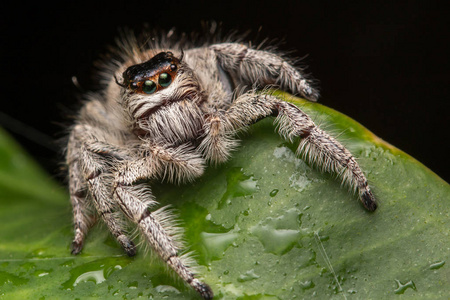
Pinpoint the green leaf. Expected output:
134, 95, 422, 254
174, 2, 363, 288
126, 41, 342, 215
0, 93, 448, 299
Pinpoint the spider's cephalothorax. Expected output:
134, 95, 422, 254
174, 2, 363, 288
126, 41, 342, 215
66, 30, 377, 299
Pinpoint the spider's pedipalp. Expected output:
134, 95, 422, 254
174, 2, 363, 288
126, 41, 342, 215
114, 142, 205, 184
198, 112, 239, 164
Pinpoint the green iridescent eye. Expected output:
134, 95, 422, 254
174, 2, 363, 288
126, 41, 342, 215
142, 80, 157, 94
158, 73, 172, 87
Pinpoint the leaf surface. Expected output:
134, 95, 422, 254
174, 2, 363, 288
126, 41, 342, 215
0, 94, 448, 299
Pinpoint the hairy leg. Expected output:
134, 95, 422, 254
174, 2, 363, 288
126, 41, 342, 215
68, 123, 211, 297
200, 93, 377, 211
67, 130, 97, 254
67, 125, 137, 256
81, 148, 137, 256
67, 159, 96, 254
113, 159, 213, 299
211, 43, 319, 101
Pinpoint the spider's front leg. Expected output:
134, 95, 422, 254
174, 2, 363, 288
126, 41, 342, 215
211, 43, 319, 101
200, 93, 377, 211
111, 145, 213, 299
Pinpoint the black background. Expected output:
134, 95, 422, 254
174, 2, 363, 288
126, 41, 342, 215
2, 1, 449, 183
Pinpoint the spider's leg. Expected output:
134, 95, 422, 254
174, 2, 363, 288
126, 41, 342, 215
199, 92, 276, 164
200, 93, 377, 211
67, 132, 97, 254
274, 100, 377, 211
68, 125, 137, 256
211, 43, 319, 101
112, 151, 212, 299
86, 171, 137, 257
67, 158, 96, 255
198, 110, 238, 164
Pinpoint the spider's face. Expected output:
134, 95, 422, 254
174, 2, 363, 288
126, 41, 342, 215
118, 51, 203, 121
122, 51, 179, 95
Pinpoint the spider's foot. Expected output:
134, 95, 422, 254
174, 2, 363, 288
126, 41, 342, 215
192, 279, 214, 300
71, 240, 83, 255
361, 190, 377, 212
118, 235, 137, 257
124, 241, 137, 257
300, 79, 319, 102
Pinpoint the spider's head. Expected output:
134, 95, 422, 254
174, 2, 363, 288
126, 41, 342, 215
115, 51, 203, 121
117, 51, 181, 94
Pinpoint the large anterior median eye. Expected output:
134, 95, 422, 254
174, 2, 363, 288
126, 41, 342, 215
143, 80, 157, 94
158, 73, 172, 87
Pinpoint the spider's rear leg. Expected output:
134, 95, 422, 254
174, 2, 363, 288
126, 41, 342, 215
201, 93, 377, 211
211, 43, 319, 101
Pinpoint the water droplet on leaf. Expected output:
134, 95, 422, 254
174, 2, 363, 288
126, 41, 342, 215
429, 261, 445, 270
218, 168, 258, 209
394, 279, 416, 294
269, 189, 279, 197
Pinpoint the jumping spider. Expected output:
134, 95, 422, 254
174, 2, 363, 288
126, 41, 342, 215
66, 30, 377, 299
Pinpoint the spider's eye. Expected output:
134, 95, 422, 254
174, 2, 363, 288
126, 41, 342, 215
158, 73, 172, 87
170, 64, 177, 71
130, 82, 138, 90
142, 80, 157, 94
